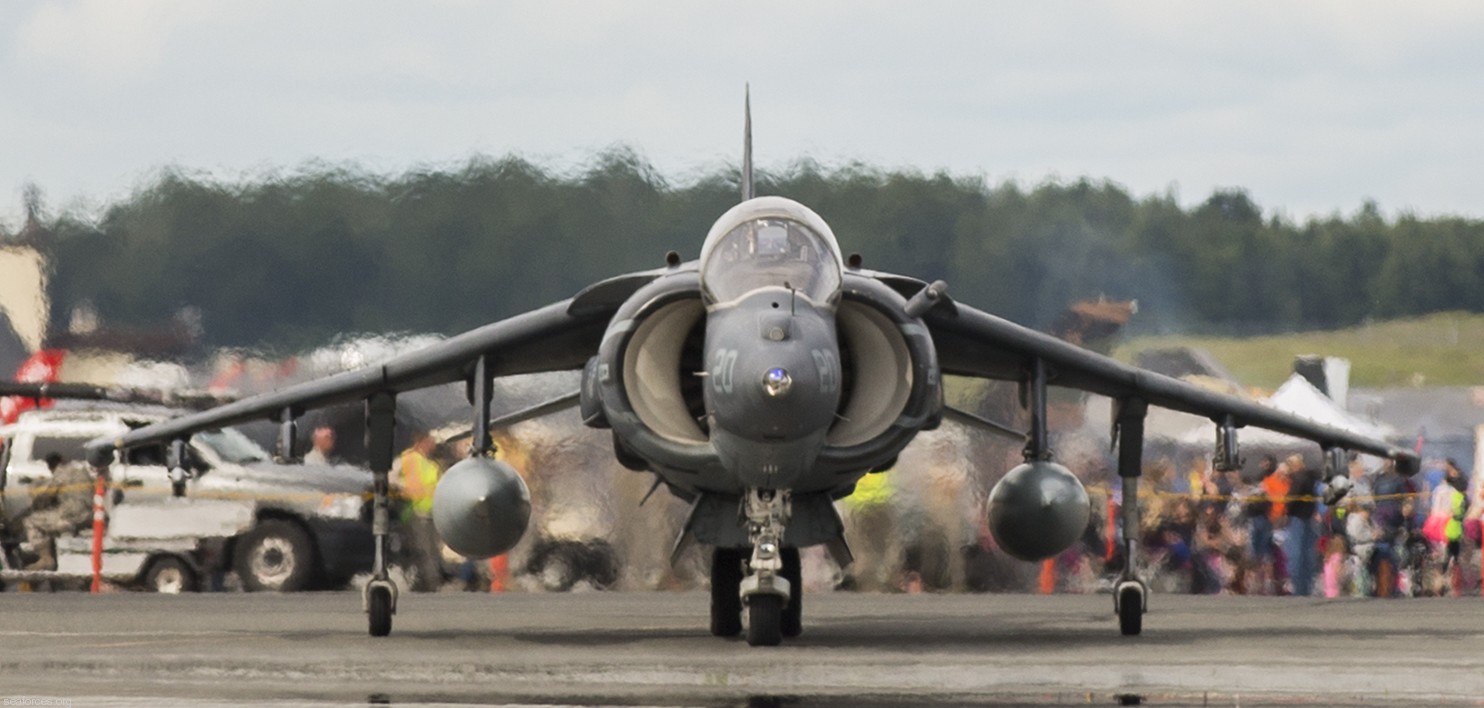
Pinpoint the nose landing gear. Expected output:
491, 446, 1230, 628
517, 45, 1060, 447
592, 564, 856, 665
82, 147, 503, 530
739, 488, 794, 646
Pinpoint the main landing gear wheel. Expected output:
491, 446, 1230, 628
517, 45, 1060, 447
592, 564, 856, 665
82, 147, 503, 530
746, 593, 784, 647
1117, 584, 1143, 636
710, 547, 744, 637
781, 547, 802, 638
368, 585, 393, 637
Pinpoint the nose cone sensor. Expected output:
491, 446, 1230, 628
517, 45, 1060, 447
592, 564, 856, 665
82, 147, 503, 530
763, 367, 792, 397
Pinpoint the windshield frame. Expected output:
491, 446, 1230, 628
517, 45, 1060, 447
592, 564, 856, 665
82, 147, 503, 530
698, 197, 845, 308
701, 217, 842, 305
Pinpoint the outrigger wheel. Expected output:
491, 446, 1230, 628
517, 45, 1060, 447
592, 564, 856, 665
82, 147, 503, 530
710, 547, 745, 637
367, 581, 396, 637
1115, 581, 1145, 636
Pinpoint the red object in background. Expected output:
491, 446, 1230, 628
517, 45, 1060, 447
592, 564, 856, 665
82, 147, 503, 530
1105, 498, 1117, 562
488, 554, 509, 593
208, 358, 245, 395
0, 349, 66, 424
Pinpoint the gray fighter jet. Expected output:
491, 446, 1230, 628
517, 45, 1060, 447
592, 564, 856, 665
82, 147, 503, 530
88, 92, 1419, 645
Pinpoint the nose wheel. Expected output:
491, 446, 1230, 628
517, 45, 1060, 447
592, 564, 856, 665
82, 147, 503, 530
746, 593, 784, 646
715, 544, 803, 643
738, 488, 795, 647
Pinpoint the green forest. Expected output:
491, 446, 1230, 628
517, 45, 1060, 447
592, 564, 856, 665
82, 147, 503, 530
12, 150, 1484, 353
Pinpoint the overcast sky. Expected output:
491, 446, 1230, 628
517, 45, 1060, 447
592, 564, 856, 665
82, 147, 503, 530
3, 0, 1483, 228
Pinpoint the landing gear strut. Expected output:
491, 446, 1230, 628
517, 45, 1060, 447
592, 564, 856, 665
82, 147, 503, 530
713, 543, 802, 640
740, 488, 793, 646
1113, 397, 1148, 637
363, 392, 399, 637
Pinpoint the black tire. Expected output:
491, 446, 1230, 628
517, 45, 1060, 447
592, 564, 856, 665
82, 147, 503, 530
781, 547, 802, 638
527, 541, 580, 592
142, 555, 198, 594
710, 547, 744, 637
368, 585, 392, 637
234, 519, 316, 592
746, 593, 784, 647
1118, 585, 1143, 636
584, 540, 621, 589
526, 540, 621, 592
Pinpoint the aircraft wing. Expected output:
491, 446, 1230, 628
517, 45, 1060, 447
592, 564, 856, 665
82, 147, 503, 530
920, 295, 1420, 470
86, 266, 672, 459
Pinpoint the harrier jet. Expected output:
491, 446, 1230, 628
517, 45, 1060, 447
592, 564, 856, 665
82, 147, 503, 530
89, 93, 1419, 646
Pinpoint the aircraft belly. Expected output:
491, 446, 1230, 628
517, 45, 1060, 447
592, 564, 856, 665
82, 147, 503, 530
686, 491, 844, 549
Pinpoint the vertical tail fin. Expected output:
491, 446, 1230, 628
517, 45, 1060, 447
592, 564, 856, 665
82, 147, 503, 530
741, 84, 754, 203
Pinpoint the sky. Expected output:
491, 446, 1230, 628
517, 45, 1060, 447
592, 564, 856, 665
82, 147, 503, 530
3, 0, 1483, 229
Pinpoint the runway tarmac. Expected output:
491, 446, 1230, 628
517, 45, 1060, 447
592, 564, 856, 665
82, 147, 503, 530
0, 591, 1480, 706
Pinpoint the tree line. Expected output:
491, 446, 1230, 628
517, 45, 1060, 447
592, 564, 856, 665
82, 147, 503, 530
14, 150, 1484, 353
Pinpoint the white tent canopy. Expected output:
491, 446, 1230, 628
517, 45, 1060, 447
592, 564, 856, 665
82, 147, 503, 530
1174, 373, 1394, 448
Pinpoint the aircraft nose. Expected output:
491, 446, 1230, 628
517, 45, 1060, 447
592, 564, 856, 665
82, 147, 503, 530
703, 290, 840, 444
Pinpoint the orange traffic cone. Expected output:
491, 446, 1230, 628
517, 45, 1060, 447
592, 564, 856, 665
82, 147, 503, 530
488, 554, 509, 593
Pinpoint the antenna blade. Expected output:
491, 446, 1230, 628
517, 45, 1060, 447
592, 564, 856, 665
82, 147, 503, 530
742, 84, 754, 202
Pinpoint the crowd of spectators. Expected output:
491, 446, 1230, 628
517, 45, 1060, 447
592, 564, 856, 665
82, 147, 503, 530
1092, 452, 1484, 598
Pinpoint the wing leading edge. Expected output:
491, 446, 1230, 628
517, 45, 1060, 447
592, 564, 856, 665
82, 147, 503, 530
921, 293, 1419, 470
85, 263, 693, 461
87, 296, 614, 461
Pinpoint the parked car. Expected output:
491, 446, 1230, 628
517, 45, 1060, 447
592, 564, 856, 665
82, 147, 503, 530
0, 404, 374, 592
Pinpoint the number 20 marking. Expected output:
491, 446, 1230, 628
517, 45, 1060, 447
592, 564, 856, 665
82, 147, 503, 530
711, 349, 738, 394
813, 349, 838, 394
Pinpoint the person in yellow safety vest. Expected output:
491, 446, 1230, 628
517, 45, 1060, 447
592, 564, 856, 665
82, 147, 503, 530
1440, 459, 1469, 594
839, 470, 896, 591
397, 430, 443, 591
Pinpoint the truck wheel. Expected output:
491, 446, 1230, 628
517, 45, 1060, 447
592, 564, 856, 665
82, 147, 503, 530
235, 519, 316, 592
143, 555, 198, 594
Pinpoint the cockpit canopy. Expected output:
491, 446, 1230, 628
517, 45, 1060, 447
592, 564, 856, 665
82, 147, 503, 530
698, 197, 844, 305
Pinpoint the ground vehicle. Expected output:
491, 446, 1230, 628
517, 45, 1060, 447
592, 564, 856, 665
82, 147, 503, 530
0, 404, 374, 591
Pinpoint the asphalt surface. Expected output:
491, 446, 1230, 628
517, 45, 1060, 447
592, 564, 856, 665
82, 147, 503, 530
0, 591, 1480, 707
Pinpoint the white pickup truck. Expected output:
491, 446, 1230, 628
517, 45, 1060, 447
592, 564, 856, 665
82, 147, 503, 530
0, 404, 375, 592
